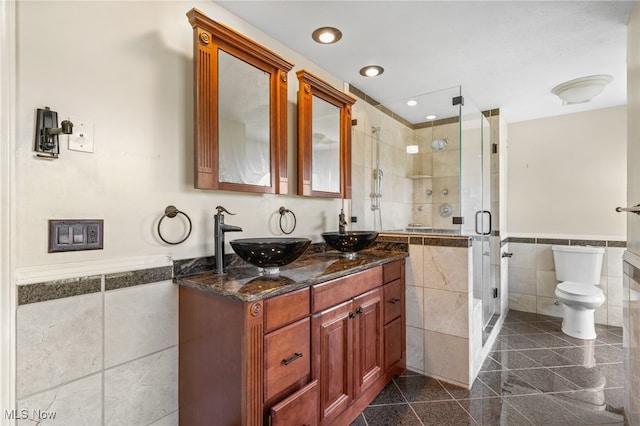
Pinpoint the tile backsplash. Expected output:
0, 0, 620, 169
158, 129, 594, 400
506, 237, 626, 326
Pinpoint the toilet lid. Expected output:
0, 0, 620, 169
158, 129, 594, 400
557, 281, 603, 297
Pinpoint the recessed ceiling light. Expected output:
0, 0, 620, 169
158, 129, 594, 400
312, 27, 342, 44
359, 65, 384, 77
426, 114, 437, 120
407, 100, 418, 106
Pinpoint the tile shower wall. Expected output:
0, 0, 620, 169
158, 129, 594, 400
413, 120, 461, 230
15, 265, 177, 425
507, 238, 626, 326
350, 88, 414, 231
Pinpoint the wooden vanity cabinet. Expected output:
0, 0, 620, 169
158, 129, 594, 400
178, 259, 405, 426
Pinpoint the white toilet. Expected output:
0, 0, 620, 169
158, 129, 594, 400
552, 245, 606, 340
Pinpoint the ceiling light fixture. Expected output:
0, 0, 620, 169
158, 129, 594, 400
359, 65, 384, 77
426, 114, 437, 120
407, 100, 418, 106
551, 74, 613, 105
312, 27, 342, 44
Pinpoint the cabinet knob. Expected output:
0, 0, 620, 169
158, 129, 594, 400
349, 312, 356, 319
355, 307, 363, 315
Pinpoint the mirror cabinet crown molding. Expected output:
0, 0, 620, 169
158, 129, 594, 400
187, 8, 294, 194
296, 70, 356, 198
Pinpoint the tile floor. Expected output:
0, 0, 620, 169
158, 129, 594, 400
351, 310, 626, 425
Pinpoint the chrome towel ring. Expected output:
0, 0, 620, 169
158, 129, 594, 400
157, 205, 192, 245
278, 206, 297, 235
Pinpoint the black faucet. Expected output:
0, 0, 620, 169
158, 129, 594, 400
214, 206, 243, 274
339, 208, 348, 234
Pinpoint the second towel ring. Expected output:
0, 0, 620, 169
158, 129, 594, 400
278, 206, 297, 235
157, 205, 192, 245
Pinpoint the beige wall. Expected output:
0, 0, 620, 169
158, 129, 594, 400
507, 106, 626, 239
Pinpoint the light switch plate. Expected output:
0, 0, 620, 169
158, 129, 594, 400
49, 219, 103, 252
68, 119, 94, 153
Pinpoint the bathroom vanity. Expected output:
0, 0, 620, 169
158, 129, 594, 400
176, 250, 406, 426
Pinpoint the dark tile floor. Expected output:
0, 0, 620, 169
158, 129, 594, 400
350, 310, 626, 425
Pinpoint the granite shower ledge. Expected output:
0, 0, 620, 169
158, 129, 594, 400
378, 232, 473, 248
174, 250, 408, 303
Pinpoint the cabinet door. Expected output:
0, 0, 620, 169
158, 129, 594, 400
312, 300, 353, 424
353, 287, 384, 397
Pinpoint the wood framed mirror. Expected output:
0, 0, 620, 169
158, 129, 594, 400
187, 8, 294, 194
297, 70, 356, 198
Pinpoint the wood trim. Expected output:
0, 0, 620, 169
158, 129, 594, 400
243, 302, 264, 426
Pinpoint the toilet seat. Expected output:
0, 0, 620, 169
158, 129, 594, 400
557, 281, 603, 297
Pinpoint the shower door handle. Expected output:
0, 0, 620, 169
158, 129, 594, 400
475, 210, 492, 236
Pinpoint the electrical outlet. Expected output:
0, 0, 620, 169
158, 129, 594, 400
68, 119, 94, 153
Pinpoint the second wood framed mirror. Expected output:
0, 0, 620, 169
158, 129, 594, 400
296, 70, 356, 198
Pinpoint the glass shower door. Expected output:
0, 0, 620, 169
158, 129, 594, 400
459, 98, 495, 329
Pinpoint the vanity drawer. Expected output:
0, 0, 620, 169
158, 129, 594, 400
264, 288, 310, 333
384, 279, 403, 324
270, 379, 318, 426
311, 266, 382, 313
384, 316, 403, 370
264, 317, 311, 402
383, 260, 402, 284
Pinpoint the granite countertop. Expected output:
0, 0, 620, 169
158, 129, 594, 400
174, 249, 407, 302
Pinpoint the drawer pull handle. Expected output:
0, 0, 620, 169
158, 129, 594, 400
281, 352, 303, 366
388, 298, 401, 304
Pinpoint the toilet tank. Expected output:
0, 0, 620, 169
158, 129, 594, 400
551, 245, 605, 284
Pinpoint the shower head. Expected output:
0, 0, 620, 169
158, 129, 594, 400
431, 138, 448, 151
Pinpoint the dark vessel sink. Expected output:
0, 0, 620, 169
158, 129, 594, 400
230, 237, 311, 274
321, 231, 379, 257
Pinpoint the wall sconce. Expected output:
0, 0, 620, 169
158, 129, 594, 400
34, 107, 74, 159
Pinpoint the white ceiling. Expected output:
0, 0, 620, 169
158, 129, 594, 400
217, 0, 634, 123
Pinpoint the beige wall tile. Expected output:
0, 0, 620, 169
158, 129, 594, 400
104, 281, 178, 368
406, 326, 425, 374
17, 294, 102, 398
104, 347, 178, 426
424, 330, 469, 386
424, 289, 469, 338
406, 286, 424, 328
508, 268, 537, 295
508, 293, 536, 313
17, 373, 102, 426
423, 246, 470, 292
